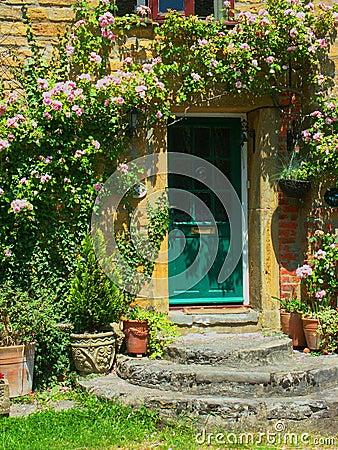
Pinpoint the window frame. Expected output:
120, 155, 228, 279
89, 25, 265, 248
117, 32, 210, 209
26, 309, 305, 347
148, 0, 234, 22
149, 0, 195, 21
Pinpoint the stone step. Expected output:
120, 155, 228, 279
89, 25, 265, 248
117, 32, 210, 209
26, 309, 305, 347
116, 354, 338, 397
169, 309, 260, 334
163, 332, 293, 366
78, 373, 338, 429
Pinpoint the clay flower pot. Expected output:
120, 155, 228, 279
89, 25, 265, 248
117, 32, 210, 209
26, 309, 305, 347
123, 320, 149, 356
280, 309, 290, 336
0, 343, 35, 398
302, 317, 322, 351
289, 312, 307, 348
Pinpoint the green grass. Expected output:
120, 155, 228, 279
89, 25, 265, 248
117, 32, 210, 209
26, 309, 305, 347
1, 389, 337, 450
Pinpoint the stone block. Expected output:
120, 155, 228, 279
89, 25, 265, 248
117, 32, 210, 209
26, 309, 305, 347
0, 5, 22, 20
27, 6, 75, 22
0, 21, 27, 36
0, 379, 10, 416
31, 22, 66, 37
0, 36, 27, 47
38, 0, 77, 6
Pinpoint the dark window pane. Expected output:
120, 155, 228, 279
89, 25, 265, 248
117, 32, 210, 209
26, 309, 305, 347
194, 127, 211, 158
168, 126, 191, 153
195, 0, 214, 17
215, 128, 231, 157
116, 0, 136, 15
159, 0, 184, 12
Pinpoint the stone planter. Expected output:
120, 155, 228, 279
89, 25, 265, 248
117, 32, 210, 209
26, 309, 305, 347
70, 331, 116, 375
123, 320, 149, 356
302, 317, 322, 351
0, 378, 10, 416
278, 179, 311, 198
0, 343, 35, 398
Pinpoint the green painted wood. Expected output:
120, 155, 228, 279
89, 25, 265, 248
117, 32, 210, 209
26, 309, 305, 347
168, 117, 243, 305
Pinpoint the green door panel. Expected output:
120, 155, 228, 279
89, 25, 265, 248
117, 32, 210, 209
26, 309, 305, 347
168, 118, 244, 305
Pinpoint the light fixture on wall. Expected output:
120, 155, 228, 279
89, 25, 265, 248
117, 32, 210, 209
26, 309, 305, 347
241, 119, 256, 152
127, 106, 139, 137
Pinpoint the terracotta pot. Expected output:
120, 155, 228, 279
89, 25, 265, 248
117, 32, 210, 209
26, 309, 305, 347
289, 312, 307, 348
302, 317, 322, 351
0, 343, 35, 398
70, 331, 116, 375
280, 309, 290, 336
123, 320, 149, 356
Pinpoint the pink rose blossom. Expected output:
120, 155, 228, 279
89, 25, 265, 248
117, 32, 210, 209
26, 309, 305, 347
198, 39, 208, 47
0, 139, 9, 151
43, 112, 52, 120
266, 56, 275, 64
296, 264, 313, 278
0, 188, 4, 195
124, 57, 133, 65
117, 163, 129, 175
75, 20, 86, 28
314, 249, 326, 259
98, 12, 115, 28
315, 290, 326, 299
74, 149, 85, 158
37, 78, 49, 90
94, 183, 102, 191
92, 140, 100, 149
89, 52, 102, 64
66, 45, 74, 56
79, 73, 91, 82
156, 111, 163, 119
40, 174, 52, 183
191, 72, 201, 81
19, 177, 28, 185
5, 249, 11, 258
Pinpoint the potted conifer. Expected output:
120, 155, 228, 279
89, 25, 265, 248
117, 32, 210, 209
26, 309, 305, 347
69, 232, 127, 375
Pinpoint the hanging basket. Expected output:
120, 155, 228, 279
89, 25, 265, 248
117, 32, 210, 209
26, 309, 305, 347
278, 179, 311, 198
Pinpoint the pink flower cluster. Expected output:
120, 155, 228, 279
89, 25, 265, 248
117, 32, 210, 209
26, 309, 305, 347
11, 199, 33, 213
296, 264, 313, 278
7, 114, 26, 128
117, 163, 129, 175
0, 139, 9, 151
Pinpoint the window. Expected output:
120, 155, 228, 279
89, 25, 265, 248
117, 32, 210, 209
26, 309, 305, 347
115, 0, 234, 21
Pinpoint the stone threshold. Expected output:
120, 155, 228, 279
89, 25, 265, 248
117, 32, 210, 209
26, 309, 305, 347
169, 308, 259, 333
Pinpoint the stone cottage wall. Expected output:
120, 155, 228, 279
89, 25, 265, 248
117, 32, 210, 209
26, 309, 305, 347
0, 0, 337, 323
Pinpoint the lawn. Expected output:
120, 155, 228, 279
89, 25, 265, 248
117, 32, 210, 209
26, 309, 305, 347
0, 389, 336, 450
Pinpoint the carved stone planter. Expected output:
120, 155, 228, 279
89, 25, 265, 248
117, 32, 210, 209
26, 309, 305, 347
70, 331, 116, 375
0, 378, 10, 416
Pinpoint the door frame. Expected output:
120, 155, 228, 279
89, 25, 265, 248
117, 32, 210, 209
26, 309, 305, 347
169, 112, 249, 306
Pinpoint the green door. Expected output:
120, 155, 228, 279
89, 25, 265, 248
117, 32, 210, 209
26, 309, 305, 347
168, 117, 244, 305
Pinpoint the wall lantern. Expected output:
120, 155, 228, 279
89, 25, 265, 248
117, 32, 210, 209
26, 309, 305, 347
128, 106, 139, 137
324, 188, 338, 208
241, 119, 256, 152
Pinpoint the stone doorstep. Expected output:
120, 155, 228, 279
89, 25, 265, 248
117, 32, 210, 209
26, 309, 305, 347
163, 332, 293, 365
78, 373, 338, 424
169, 309, 259, 328
116, 354, 338, 397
